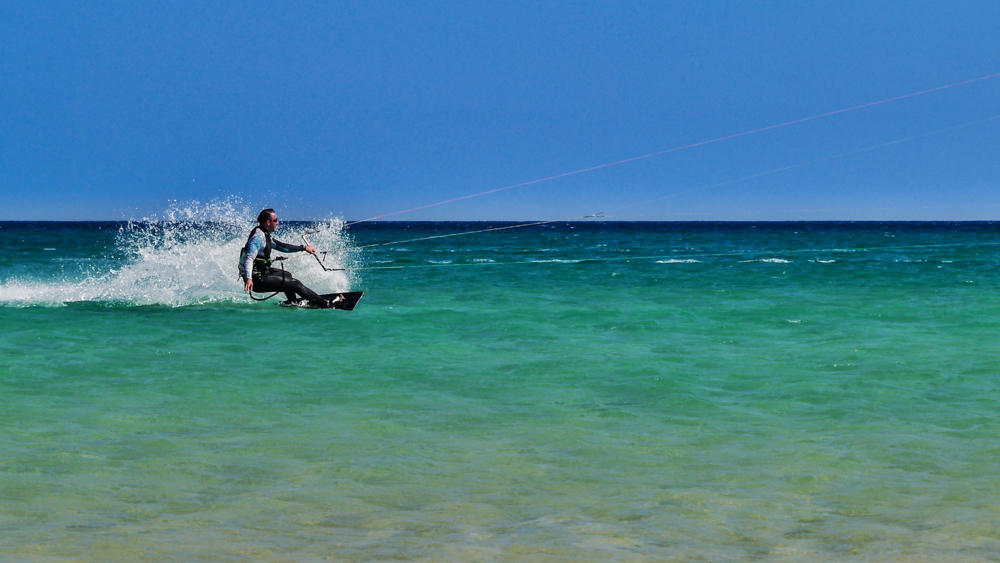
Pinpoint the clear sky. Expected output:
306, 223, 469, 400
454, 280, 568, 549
2, 1, 999, 221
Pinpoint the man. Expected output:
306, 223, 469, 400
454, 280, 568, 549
239, 208, 331, 307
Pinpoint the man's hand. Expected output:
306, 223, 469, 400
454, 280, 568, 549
244, 278, 253, 293
306, 244, 317, 255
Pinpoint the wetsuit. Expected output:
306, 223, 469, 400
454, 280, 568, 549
239, 227, 322, 302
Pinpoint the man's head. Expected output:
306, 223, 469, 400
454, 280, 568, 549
257, 208, 278, 233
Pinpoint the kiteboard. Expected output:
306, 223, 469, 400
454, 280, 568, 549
280, 291, 364, 311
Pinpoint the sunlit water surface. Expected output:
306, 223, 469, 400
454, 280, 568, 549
2, 214, 999, 562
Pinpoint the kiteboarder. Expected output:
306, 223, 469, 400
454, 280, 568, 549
239, 208, 331, 307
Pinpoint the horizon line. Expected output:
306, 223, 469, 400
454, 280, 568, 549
3, 218, 1000, 224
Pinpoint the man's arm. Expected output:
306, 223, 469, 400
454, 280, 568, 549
273, 237, 316, 255
243, 234, 265, 292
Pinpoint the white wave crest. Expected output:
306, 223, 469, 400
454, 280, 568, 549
742, 258, 791, 264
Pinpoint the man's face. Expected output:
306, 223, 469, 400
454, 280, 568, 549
264, 213, 279, 233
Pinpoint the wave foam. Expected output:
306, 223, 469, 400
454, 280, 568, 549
741, 258, 791, 264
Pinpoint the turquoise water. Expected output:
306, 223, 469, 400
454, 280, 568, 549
2, 213, 1000, 561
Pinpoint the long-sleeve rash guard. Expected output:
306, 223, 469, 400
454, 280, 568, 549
239, 230, 306, 281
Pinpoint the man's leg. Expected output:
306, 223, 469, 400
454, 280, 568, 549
267, 271, 321, 301
253, 271, 297, 301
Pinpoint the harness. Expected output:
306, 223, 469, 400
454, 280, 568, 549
242, 227, 275, 277
241, 226, 286, 301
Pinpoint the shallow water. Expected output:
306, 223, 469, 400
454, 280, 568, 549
2, 218, 1000, 561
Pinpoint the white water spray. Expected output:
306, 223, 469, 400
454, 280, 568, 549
0, 199, 360, 307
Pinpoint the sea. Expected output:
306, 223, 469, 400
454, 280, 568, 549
2, 205, 999, 562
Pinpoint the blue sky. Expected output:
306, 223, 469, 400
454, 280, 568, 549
2, 1, 999, 221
